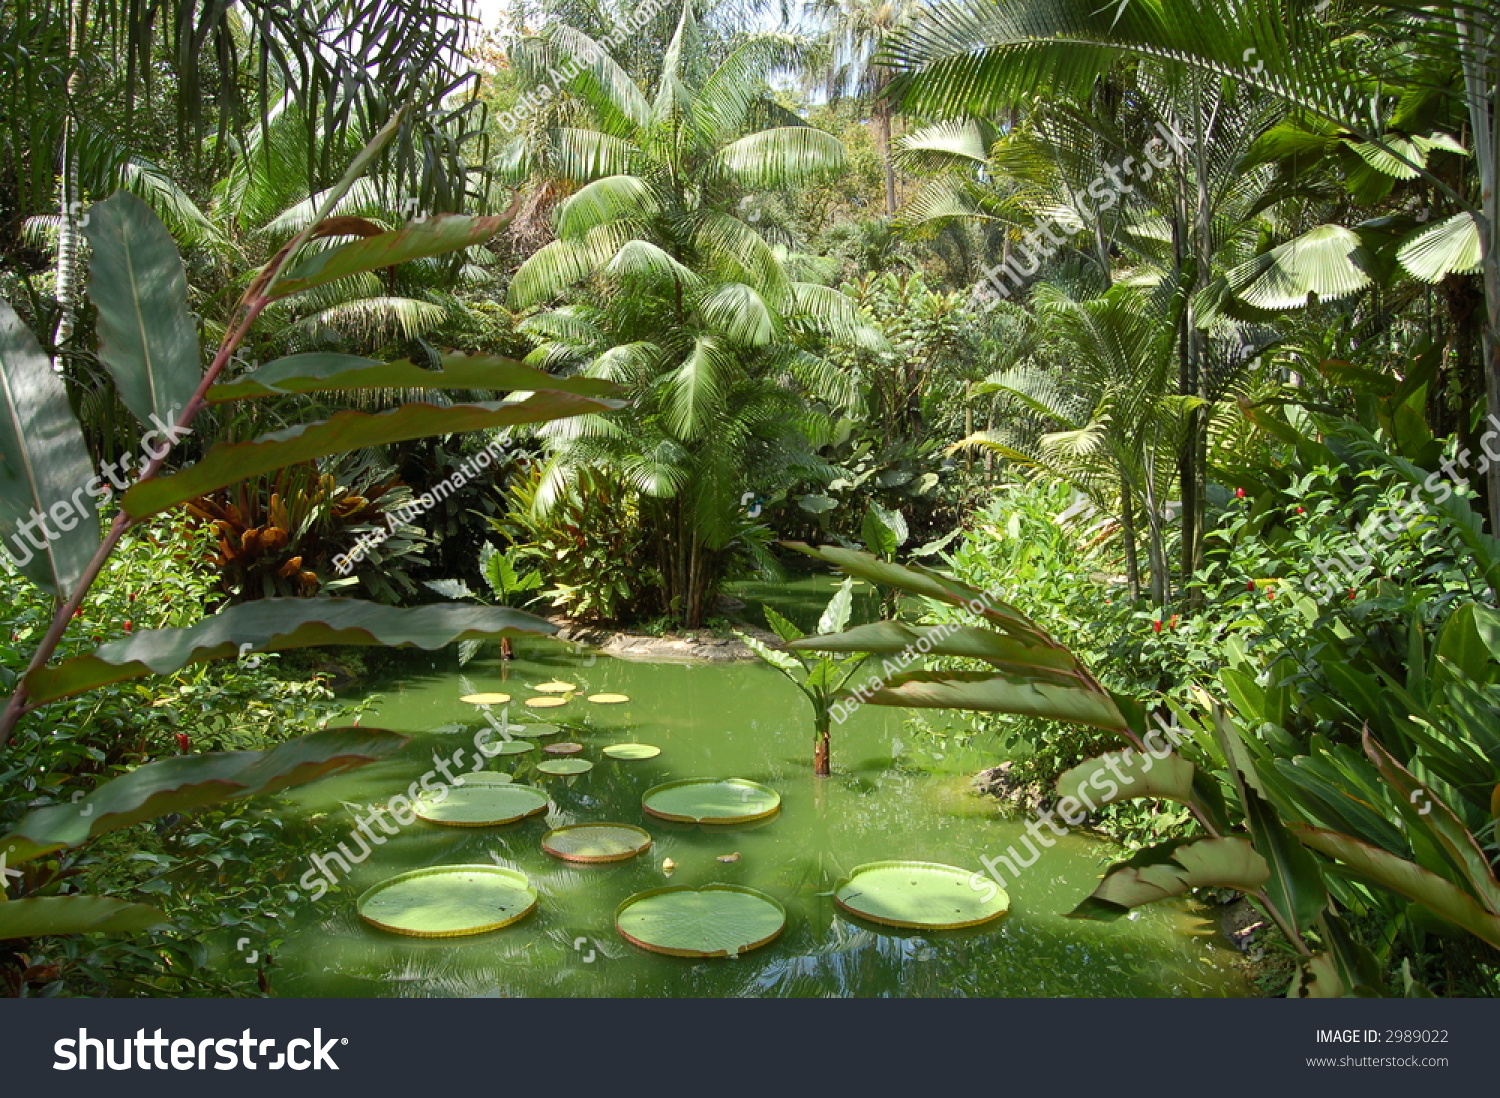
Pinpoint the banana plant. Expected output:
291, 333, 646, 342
478, 542, 544, 660
0, 113, 623, 748
737, 576, 872, 777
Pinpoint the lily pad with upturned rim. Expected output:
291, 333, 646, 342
413, 783, 549, 827
462, 771, 513, 785
541, 822, 652, 864
543, 741, 584, 755
615, 884, 785, 957
460, 692, 512, 705
486, 740, 536, 757
603, 743, 661, 760
525, 697, 568, 708
642, 778, 780, 824
588, 693, 630, 704
533, 681, 577, 693
833, 860, 1009, 930
357, 865, 537, 938
536, 758, 593, 776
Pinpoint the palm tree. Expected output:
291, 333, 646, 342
501, 0, 883, 625
958, 282, 1184, 604
885, 0, 1500, 529
804, 0, 920, 217
894, 66, 1285, 591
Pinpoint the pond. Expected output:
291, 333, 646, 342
268, 577, 1252, 997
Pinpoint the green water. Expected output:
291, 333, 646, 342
271, 578, 1251, 998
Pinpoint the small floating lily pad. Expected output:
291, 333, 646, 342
588, 693, 630, 704
641, 778, 780, 824
542, 822, 652, 864
462, 771, 513, 785
414, 783, 549, 827
525, 696, 568, 708
833, 860, 1009, 929
357, 865, 537, 938
603, 742, 661, 760
543, 741, 584, 755
536, 758, 593, 776
615, 884, 785, 957
487, 740, 536, 757
533, 681, 577, 693
508, 723, 560, 738
460, 693, 512, 705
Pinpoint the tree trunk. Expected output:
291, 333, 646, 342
875, 98, 897, 218
1120, 479, 1141, 601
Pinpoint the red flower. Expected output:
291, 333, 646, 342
174, 733, 191, 753
128, 592, 136, 603
72, 609, 83, 620
1348, 588, 1357, 600
1152, 619, 1163, 633
1246, 580, 1256, 591
123, 621, 134, 633
1266, 588, 1276, 600
1235, 488, 1246, 498
1296, 507, 1305, 514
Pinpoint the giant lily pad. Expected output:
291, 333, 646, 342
487, 740, 536, 757
615, 884, 785, 957
588, 693, 630, 704
462, 771, 513, 785
461, 693, 512, 705
543, 742, 584, 756
834, 861, 1009, 929
525, 697, 567, 709
357, 865, 537, 938
533, 681, 577, 693
642, 778, 780, 824
603, 743, 661, 760
414, 783, 549, 826
537, 758, 593, 776
542, 822, 652, 864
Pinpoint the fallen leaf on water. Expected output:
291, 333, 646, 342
661, 857, 677, 876
716, 852, 741, 863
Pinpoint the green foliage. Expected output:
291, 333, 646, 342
492, 464, 651, 623
738, 577, 870, 774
